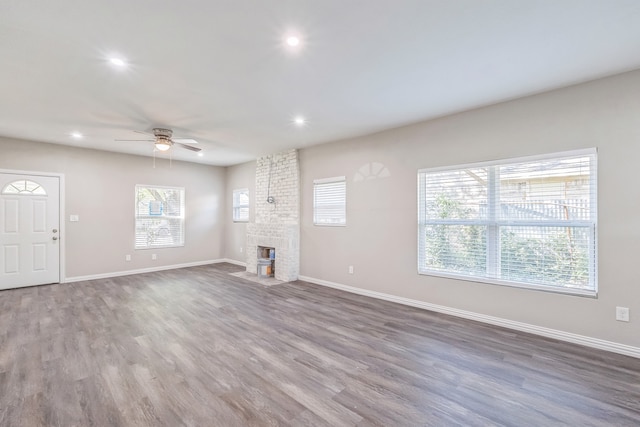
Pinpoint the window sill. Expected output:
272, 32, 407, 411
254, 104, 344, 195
135, 244, 185, 250
418, 269, 597, 298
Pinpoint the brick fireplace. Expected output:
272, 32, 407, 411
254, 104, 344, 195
246, 149, 300, 282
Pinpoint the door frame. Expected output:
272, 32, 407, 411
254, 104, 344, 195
0, 168, 66, 284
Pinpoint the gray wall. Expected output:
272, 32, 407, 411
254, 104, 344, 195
294, 69, 640, 348
224, 160, 255, 263
3, 69, 640, 349
0, 138, 226, 278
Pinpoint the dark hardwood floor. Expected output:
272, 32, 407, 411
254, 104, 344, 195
1, 263, 639, 426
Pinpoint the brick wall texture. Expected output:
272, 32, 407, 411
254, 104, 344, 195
246, 149, 300, 281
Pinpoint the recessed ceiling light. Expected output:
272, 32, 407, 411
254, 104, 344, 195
71, 132, 83, 139
197, 152, 204, 157
286, 36, 300, 47
294, 116, 306, 126
284, 33, 303, 50
109, 57, 127, 67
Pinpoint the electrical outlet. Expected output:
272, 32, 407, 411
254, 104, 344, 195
240, 247, 243, 253
125, 254, 131, 262
616, 306, 630, 322
348, 265, 354, 274
152, 254, 157, 260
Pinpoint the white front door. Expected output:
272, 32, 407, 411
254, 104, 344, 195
0, 173, 60, 290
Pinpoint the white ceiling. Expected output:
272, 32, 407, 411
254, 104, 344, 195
2, 1, 640, 166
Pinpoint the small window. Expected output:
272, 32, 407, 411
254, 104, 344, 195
417, 149, 597, 296
2, 179, 47, 195
313, 176, 346, 226
233, 188, 250, 222
135, 185, 185, 249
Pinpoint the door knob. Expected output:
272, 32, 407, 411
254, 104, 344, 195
52, 229, 58, 233
52, 236, 58, 241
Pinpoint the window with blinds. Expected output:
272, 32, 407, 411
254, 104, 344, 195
233, 188, 250, 222
313, 176, 346, 226
417, 149, 597, 296
135, 185, 185, 249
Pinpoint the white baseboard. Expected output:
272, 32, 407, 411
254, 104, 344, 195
222, 258, 247, 267
65, 259, 225, 283
298, 275, 640, 359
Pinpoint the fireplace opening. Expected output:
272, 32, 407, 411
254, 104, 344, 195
246, 223, 299, 282
257, 246, 275, 277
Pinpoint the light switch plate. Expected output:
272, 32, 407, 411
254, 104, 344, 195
616, 306, 630, 322
69, 214, 79, 222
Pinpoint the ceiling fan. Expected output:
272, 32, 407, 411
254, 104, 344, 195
116, 128, 201, 152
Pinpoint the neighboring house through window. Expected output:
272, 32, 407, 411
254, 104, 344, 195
135, 185, 185, 249
417, 149, 597, 296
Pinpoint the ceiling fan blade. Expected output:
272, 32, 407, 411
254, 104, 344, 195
177, 143, 202, 152
173, 138, 198, 144
134, 130, 154, 136
115, 139, 155, 142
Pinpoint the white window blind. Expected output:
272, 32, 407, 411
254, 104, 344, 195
314, 176, 346, 226
135, 185, 185, 249
233, 188, 249, 222
417, 149, 597, 296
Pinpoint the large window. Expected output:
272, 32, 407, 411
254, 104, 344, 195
417, 149, 597, 296
135, 185, 185, 249
313, 176, 346, 226
232, 188, 249, 222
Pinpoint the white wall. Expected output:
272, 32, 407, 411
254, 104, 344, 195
296, 70, 640, 348
0, 137, 226, 278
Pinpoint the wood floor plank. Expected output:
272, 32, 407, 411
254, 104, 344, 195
1, 263, 639, 426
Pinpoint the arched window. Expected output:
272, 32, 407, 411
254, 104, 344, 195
1, 180, 47, 195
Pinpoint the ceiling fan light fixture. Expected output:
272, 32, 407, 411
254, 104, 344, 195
116, 128, 200, 154
155, 141, 171, 151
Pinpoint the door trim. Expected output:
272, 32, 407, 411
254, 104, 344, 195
0, 168, 66, 284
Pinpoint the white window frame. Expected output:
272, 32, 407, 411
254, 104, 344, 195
417, 148, 597, 297
135, 185, 185, 250
313, 176, 346, 226
232, 188, 250, 222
